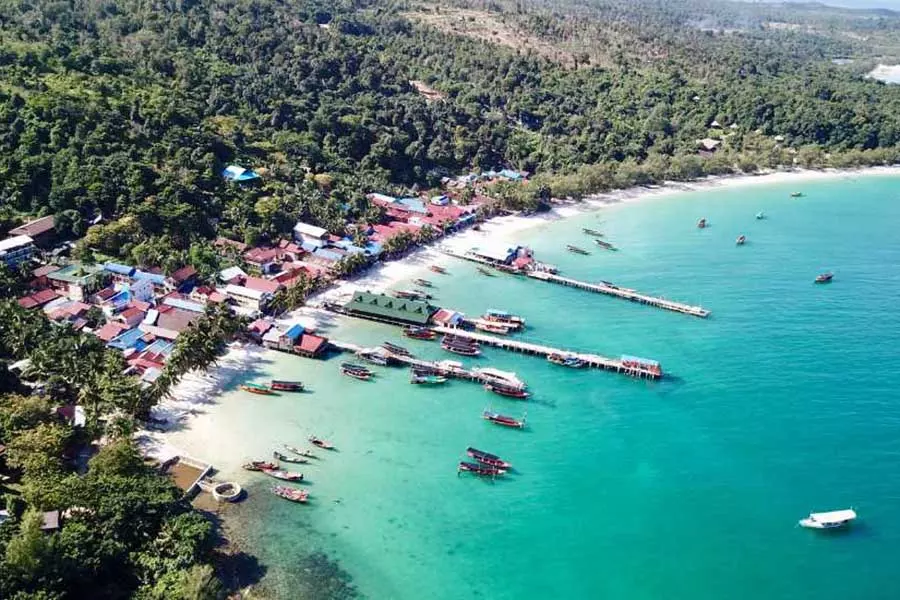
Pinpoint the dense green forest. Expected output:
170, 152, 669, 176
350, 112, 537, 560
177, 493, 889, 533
1, 0, 900, 265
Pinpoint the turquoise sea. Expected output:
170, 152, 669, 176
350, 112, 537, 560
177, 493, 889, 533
178, 173, 900, 599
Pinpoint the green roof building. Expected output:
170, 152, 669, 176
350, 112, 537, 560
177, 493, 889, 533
47, 263, 106, 302
344, 291, 436, 325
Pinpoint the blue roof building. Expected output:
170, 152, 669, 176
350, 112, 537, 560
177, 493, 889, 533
133, 270, 166, 286
284, 324, 304, 341
108, 328, 149, 352
104, 262, 136, 277
222, 165, 261, 182
313, 248, 344, 262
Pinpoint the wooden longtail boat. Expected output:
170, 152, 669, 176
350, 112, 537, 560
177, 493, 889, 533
242, 460, 278, 471
413, 278, 433, 287
261, 469, 304, 482
393, 289, 432, 300
566, 244, 590, 255
284, 444, 316, 459
270, 380, 303, 392
582, 228, 604, 237
429, 265, 447, 274
273, 451, 308, 464
593, 238, 617, 251
309, 436, 335, 450
382, 342, 412, 357
357, 350, 389, 366
482, 410, 526, 428
458, 461, 506, 477
241, 383, 274, 395
403, 326, 436, 340
484, 383, 530, 399
441, 342, 481, 357
342, 364, 373, 380
272, 485, 309, 503
411, 373, 448, 385
466, 447, 512, 469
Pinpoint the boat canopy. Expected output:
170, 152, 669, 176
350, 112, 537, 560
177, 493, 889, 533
621, 355, 659, 368
486, 309, 510, 317
809, 509, 856, 523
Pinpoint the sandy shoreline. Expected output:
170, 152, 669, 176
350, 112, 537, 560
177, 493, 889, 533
142, 164, 900, 462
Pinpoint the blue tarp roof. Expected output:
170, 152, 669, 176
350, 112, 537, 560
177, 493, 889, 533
163, 297, 205, 313
300, 240, 323, 252
104, 262, 135, 276
222, 165, 260, 182
108, 328, 147, 350
145, 339, 174, 356
133, 270, 166, 285
284, 324, 304, 340
108, 290, 131, 306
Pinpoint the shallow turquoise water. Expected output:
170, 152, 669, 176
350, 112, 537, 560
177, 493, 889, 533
211, 174, 900, 599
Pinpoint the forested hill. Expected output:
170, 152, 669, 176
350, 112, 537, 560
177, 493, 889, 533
2, 0, 900, 260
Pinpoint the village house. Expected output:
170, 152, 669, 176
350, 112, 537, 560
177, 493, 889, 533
0, 235, 35, 268
31, 264, 60, 289
219, 266, 247, 284
243, 246, 284, 274
243, 276, 284, 296
9, 215, 56, 248
224, 284, 271, 314
46, 263, 106, 302
165, 266, 197, 292
292, 221, 330, 248
17, 289, 59, 310
214, 237, 248, 255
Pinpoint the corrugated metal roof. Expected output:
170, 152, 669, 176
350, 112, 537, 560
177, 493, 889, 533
133, 270, 166, 285
163, 297, 206, 313
103, 262, 135, 276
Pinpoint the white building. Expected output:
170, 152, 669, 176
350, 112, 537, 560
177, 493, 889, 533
224, 284, 270, 314
293, 221, 329, 246
0, 235, 35, 267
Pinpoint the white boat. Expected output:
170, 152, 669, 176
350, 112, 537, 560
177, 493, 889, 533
799, 509, 857, 529
472, 367, 526, 390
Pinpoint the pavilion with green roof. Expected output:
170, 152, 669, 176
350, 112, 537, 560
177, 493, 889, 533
344, 291, 437, 325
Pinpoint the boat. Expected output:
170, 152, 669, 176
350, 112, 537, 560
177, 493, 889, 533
442, 334, 479, 347
736, 235, 746, 246
484, 383, 530, 399
309, 436, 335, 450
272, 485, 309, 503
283, 444, 316, 459
582, 228, 604, 237
242, 460, 278, 471
477, 266, 495, 276
474, 321, 512, 335
815, 272, 834, 284
261, 469, 303, 482
473, 367, 526, 390
413, 278, 433, 287
566, 244, 591, 255
402, 326, 436, 340
799, 509, 856, 529
593, 239, 617, 250
429, 265, 447, 274
240, 383, 274, 395
441, 341, 481, 357
357, 349, 389, 366
755, 212, 766, 220
341, 363, 373, 380
483, 309, 525, 328
393, 289, 432, 300
270, 380, 303, 392
697, 218, 707, 229
436, 360, 464, 371
547, 353, 586, 368
457, 461, 506, 478
410, 373, 448, 385
466, 447, 512, 469
382, 342, 413, 357
482, 410, 526, 428
790, 192, 804, 198
273, 451, 308, 464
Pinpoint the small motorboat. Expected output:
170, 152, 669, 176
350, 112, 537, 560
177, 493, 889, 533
393, 289, 432, 301
382, 342, 413, 357
272, 485, 309, 503
309, 436, 335, 450
482, 410, 526, 428
458, 461, 506, 478
790, 192, 804, 198
697, 218, 707, 229
357, 349, 389, 366
484, 383, 530, 399
474, 321, 512, 335
815, 272, 834, 284
341, 363, 373, 380
466, 447, 512, 469
755, 212, 766, 220
483, 309, 525, 328
410, 372, 448, 385
799, 509, 856, 529
261, 469, 303, 482
566, 244, 591, 255
476, 266, 495, 276
593, 238, 617, 251
413, 278, 433, 288
547, 353, 586, 368
273, 451, 308, 464
403, 326, 436, 340
241, 383, 274, 395
242, 460, 278, 472
284, 444, 316, 459
270, 380, 303, 392
736, 235, 746, 246
582, 228, 604, 237
429, 265, 447, 274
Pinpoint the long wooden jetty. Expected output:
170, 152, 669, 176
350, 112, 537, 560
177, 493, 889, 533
430, 327, 662, 379
525, 271, 710, 318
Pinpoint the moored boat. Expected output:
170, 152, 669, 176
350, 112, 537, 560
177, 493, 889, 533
442, 334, 479, 347
402, 326, 436, 340
429, 265, 447, 274
393, 289, 432, 300
466, 447, 512, 469
582, 228, 604, 237
357, 349, 389, 366
272, 485, 309, 503
755, 211, 766, 220
458, 461, 506, 477
261, 469, 304, 482
736, 235, 746, 245
473, 367, 526, 390
566, 244, 591, 255
270, 380, 303, 392
474, 321, 512, 335
799, 509, 856, 529
309, 436, 335, 450
382, 341, 413, 356
483, 309, 525, 328
410, 373, 448, 385
482, 410, 526, 428
476, 266, 495, 276
484, 383, 530, 399
441, 341, 481, 357
273, 451, 308, 464
547, 353, 586, 368
341, 362, 374, 380
815, 272, 834, 284
790, 192, 804, 198
284, 444, 316, 459
242, 460, 278, 471
593, 238, 617, 250
697, 218, 707, 229
241, 383, 274, 395
413, 278, 433, 287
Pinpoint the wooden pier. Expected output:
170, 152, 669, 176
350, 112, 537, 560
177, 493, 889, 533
430, 327, 662, 379
525, 271, 710, 318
